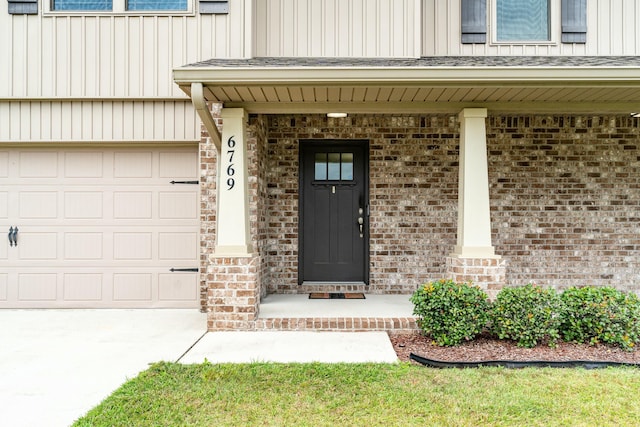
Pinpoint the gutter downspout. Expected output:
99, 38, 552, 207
191, 82, 222, 151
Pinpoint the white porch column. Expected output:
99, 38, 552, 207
452, 108, 498, 259
215, 108, 253, 256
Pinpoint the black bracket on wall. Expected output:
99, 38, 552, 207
170, 268, 199, 272
170, 180, 199, 185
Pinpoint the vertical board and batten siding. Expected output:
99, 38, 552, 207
254, 0, 420, 57
0, 101, 199, 143
422, 0, 640, 56
0, 6, 247, 99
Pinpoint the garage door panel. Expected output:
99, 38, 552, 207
159, 192, 197, 219
113, 274, 152, 301
159, 151, 198, 178
65, 192, 103, 219
114, 152, 152, 178
64, 233, 103, 260
0, 151, 8, 176
114, 232, 152, 260
18, 274, 57, 300
0, 192, 7, 218
159, 232, 197, 259
18, 233, 57, 259
64, 152, 104, 178
19, 152, 58, 177
63, 274, 103, 301
0, 274, 7, 300
19, 192, 58, 218
159, 273, 197, 301
114, 192, 152, 219
3, 147, 199, 308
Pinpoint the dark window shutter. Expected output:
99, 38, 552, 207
8, 0, 38, 14
199, 0, 228, 14
461, 0, 487, 44
561, 0, 587, 43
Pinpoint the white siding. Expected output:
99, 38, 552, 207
0, 101, 199, 143
422, 0, 640, 56
254, 0, 421, 57
0, 2, 249, 98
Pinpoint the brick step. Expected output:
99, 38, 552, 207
254, 317, 418, 332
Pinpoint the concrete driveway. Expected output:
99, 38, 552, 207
0, 309, 398, 427
0, 309, 206, 427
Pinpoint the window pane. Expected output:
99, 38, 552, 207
497, 0, 549, 41
327, 153, 340, 180
128, 0, 187, 10
341, 153, 353, 180
314, 153, 327, 180
53, 0, 112, 10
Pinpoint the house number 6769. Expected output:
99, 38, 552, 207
226, 136, 236, 190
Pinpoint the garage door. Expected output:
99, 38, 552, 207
0, 147, 200, 308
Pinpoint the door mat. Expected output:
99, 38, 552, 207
308, 292, 366, 300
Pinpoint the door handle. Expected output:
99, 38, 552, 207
358, 216, 364, 238
8, 226, 18, 247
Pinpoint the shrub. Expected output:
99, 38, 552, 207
559, 286, 640, 351
410, 279, 490, 346
489, 284, 562, 348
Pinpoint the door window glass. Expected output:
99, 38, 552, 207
314, 153, 327, 180
314, 152, 354, 181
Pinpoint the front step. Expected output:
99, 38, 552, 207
298, 282, 368, 293
254, 316, 418, 333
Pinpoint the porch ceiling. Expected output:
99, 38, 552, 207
173, 56, 640, 114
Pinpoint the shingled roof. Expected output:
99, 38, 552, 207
183, 56, 640, 68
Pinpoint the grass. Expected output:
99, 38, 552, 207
74, 362, 640, 427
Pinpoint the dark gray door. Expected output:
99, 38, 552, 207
299, 140, 368, 283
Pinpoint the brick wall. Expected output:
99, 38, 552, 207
199, 102, 222, 311
489, 115, 640, 292
263, 114, 460, 294
202, 111, 640, 313
247, 116, 270, 299
256, 113, 640, 295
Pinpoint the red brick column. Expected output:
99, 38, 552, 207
206, 256, 260, 331
445, 256, 507, 300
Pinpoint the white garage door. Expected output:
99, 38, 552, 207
0, 147, 200, 308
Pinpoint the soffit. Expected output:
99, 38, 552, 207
173, 57, 640, 114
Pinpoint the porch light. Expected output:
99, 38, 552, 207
631, 113, 640, 118
327, 112, 347, 118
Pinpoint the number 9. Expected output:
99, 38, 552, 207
227, 178, 235, 190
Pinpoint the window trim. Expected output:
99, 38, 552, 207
489, 0, 560, 46
45, 0, 195, 15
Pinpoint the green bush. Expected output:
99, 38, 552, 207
410, 279, 490, 346
559, 286, 640, 351
489, 284, 562, 348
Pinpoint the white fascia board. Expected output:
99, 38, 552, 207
173, 66, 640, 87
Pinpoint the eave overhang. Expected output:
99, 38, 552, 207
173, 57, 640, 114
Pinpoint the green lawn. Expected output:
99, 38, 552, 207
74, 362, 640, 427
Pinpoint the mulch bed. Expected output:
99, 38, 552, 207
390, 332, 640, 364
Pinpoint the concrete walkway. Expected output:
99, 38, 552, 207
0, 309, 400, 427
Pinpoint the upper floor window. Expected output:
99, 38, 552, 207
51, 0, 188, 11
127, 0, 187, 10
496, 0, 550, 42
52, 0, 112, 10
